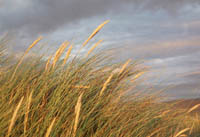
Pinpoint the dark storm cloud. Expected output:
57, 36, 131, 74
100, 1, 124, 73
0, 0, 126, 35
0, 0, 200, 36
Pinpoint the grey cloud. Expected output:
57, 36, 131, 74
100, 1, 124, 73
135, 0, 200, 12
165, 82, 200, 99
119, 36, 200, 60
0, 0, 200, 36
181, 72, 200, 83
152, 82, 200, 99
0, 0, 125, 35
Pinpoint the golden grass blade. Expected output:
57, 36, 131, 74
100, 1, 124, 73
119, 59, 131, 75
52, 41, 69, 68
187, 104, 200, 113
131, 72, 145, 82
7, 97, 24, 137
147, 126, 168, 137
54, 46, 63, 59
24, 91, 33, 135
10, 37, 42, 81
100, 73, 113, 96
73, 93, 83, 137
62, 44, 73, 66
86, 39, 103, 57
58, 41, 69, 55
154, 110, 171, 119
54, 41, 68, 58
45, 55, 53, 72
174, 128, 190, 137
45, 117, 56, 137
52, 47, 61, 68
82, 20, 109, 47
73, 85, 90, 89
179, 134, 187, 137
24, 36, 43, 54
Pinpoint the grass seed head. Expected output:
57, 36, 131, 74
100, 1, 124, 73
62, 44, 73, 66
119, 59, 131, 75
174, 128, 190, 137
73, 93, 83, 136
187, 104, 200, 113
45, 55, 53, 72
100, 73, 114, 96
52, 41, 69, 68
86, 39, 103, 57
7, 97, 24, 137
82, 20, 109, 47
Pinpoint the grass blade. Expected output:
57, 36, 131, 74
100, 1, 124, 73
7, 97, 24, 137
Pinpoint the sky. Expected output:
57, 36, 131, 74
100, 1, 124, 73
0, 0, 200, 99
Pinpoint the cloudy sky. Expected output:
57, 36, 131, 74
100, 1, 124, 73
0, 0, 200, 99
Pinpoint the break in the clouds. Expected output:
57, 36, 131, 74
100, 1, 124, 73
0, 0, 200, 35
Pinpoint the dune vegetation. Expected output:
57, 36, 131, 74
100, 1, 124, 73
0, 21, 200, 137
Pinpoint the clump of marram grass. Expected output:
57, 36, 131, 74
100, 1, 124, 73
0, 21, 200, 137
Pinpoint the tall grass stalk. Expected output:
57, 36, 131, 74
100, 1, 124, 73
100, 73, 113, 96
7, 97, 24, 137
62, 44, 73, 66
73, 93, 83, 137
119, 59, 131, 75
82, 20, 109, 48
45, 117, 56, 137
52, 41, 69, 68
24, 91, 33, 135
86, 39, 103, 57
174, 128, 190, 137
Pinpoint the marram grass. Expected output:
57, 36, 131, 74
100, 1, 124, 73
0, 21, 200, 137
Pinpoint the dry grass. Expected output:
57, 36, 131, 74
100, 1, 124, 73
73, 93, 83, 137
52, 41, 69, 68
188, 104, 200, 113
62, 44, 73, 66
0, 21, 200, 137
24, 90, 33, 135
100, 73, 114, 96
45, 117, 56, 137
119, 59, 131, 74
45, 55, 53, 71
174, 128, 190, 137
86, 39, 103, 57
7, 97, 24, 137
82, 20, 109, 47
